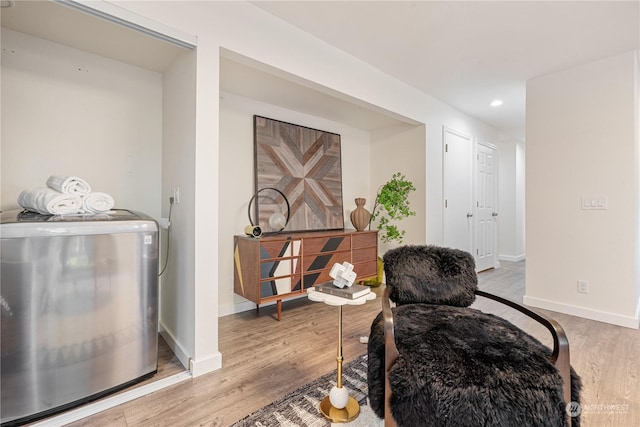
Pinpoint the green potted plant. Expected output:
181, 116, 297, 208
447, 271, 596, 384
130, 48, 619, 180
365, 172, 416, 285
369, 172, 416, 243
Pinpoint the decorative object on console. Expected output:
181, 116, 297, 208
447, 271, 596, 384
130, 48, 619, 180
364, 172, 416, 286
329, 261, 357, 288
244, 225, 262, 238
246, 187, 290, 235
369, 172, 416, 244
254, 115, 344, 233
350, 198, 371, 231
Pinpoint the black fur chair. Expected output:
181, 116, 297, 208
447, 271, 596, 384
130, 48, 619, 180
367, 245, 582, 427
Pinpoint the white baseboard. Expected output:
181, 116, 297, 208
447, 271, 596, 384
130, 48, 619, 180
190, 351, 222, 377
218, 294, 308, 317
159, 323, 190, 370
218, 300, 258, 317
523, 295, 640, 329
159, 323, 222, 376
499, 254, 526, 262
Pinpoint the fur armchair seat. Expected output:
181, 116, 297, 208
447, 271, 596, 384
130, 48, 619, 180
367, 245, 581, 426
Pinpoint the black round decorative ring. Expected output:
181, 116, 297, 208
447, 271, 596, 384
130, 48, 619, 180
247, 187, 291, 232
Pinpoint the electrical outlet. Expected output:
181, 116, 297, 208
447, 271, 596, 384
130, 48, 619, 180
577, 280, 589, 294
173, 187, 180, 204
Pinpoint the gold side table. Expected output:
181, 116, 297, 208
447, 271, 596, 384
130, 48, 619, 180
307, 286, 376, 423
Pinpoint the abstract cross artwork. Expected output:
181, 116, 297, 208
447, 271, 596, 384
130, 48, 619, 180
253, 115, 344, 233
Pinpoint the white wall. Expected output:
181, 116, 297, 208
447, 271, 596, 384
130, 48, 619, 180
0, 29, 163, 218
370, 124, 427, 255
497, 137, 526, 261
160, 48, 203, 370
525, 51, 639, 329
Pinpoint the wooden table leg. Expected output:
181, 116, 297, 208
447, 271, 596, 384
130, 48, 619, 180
277, 299, 282, 321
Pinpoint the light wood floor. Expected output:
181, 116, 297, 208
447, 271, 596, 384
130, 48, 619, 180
50, 261, 639, 426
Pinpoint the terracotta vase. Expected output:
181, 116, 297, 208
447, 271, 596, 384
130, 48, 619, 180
350, 198, 371, 231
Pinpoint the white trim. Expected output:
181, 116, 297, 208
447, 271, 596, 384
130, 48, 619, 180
523, 295, 640, 329
55, 0, 197, 49
30, 371, 192, 427
218, 300, 257, 317
218, 294, 309, 317
190, 352, 223, 377
499, 254, 526, 262
159, 323, 190, 370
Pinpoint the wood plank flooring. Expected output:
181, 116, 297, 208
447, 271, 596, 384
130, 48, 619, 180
43, 261, 640, 426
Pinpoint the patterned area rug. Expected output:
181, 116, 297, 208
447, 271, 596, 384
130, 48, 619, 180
231, 353, 383, 427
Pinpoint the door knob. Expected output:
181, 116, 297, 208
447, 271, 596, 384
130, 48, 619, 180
467, 213, 473, 218
492, 212, 499, 217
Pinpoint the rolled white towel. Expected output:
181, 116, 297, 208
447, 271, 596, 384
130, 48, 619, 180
46, 174, 92, 195
82, 192, 115, 214
18, 187, 83, 215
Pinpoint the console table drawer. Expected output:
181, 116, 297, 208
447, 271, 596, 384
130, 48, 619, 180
260, 274, 302, 298
260, 239, 302, 260
353, 246, 377, 264
303, 235, 351, 255
352, 232, 377, 249
303, 250, 350, 272
354, 260, 377, 279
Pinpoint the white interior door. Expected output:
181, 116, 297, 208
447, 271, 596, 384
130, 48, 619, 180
443, 127, 473, 253
476, 142, 498, 271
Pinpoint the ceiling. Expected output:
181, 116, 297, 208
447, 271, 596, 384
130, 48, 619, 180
220, 50, 421, 130
0, 0, 186, 73
0, 0, 419, 130
253, 1, 640, 140
3, 1, 638, 138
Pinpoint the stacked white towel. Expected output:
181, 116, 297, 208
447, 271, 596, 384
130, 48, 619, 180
18, 187, 83, 215
17, 175, 116, 215
46, 174, 92, 195
82, 192, 115, 214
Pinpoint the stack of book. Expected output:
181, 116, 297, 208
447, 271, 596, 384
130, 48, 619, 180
313, 282, 371, 300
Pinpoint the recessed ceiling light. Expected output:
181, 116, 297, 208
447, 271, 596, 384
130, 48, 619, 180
490, 99, 503, 107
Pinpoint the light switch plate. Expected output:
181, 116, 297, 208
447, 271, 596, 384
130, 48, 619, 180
581, 196, 607, 210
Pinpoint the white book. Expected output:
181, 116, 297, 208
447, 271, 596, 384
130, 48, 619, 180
313, 282, 371, 300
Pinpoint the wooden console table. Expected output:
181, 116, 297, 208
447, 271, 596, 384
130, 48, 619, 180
233, 230, 378, 320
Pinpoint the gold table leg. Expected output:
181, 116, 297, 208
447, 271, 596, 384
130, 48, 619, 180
319, 305, 360, 422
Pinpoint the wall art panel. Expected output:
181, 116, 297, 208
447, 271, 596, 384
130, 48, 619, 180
254, 115, 344, 233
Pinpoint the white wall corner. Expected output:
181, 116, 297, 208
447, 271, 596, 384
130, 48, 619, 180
160, 323, 223, 376
523, 295, 640, 330
159, 323, 191, 370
